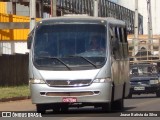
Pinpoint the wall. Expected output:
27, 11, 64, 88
0, 2, 41, 54
0, 54, 29, 86
0, 13, 30, 40
0, 42, 29, 54
0, 2, 6, 13
0, 12, 41, 54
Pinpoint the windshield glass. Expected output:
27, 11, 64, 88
130, 64, 158, 76
33, 24, 107, 70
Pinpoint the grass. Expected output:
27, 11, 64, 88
0, 85, 30, 99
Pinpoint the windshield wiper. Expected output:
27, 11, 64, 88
36, 56, 71, 70
68, 55, 97, 68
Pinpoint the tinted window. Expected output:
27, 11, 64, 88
33, 24, 107, 70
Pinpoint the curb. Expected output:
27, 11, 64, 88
0, 96, 31, 102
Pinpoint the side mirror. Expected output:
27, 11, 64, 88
27, 36, 32, 49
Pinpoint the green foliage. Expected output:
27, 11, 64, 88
0, 85, 30, 99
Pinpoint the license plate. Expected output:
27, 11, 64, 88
62, 97, 77, 103
134, 87, 145, 90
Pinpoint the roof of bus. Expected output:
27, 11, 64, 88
39, 15, 125, 26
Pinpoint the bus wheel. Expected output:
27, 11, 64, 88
128, 93, 132, 98
156, 90, 160, 97
111, 98, 124, 111
36, 104, 46, 114
101, 103, 111, 113
53, 105, 61, 113
61, 105, 69, 112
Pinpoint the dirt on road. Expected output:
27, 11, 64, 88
0, 99, 35, 111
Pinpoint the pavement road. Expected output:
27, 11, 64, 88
0, 94, 160, 119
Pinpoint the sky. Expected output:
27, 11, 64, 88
109, 0, 118, 3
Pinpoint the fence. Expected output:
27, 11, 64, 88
56, 0, 143, 34
0, 54, 29, 86
0, 2, 6, 13
0, 12, 30, 41
0, 13, 40, 54
128, 37, 160, 64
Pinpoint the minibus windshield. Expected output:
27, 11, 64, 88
33, 24, 107, 70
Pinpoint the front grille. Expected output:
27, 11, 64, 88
43, 91, 99, 97
46, 79, 92, 87
131, 81, 150, 85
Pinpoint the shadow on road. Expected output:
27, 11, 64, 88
42, 106, 137, 117
123, 106, 137, 111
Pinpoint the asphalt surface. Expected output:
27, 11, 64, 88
0, 94, 160, 119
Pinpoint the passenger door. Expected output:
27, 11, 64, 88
109, 26, 124, 100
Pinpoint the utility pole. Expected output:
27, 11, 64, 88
30, 0, 36, 31
94, 0, 99, 17
11, 1, 16, 54
51, 0, 57, 17
133, 0, 139, 58
147, 0, 153, 39
147, 0, 153, 53
134, 0, 139, 40
39, 0, 44, 18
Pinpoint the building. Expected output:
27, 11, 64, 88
2, 0, 156, 55
0, 2, 42, 54
117, 0, 160, 35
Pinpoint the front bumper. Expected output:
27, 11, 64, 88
130, 85, 160, 94
30, 82, 112, 104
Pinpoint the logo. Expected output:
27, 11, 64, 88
1, 112, 42, 117
2, 112, 12, 117
67, 80, 71, 85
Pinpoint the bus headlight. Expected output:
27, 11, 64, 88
29, 79, 46, 84
150, 80, 159, 84
93, 78, 111, 83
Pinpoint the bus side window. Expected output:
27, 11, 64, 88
109, 27, 121, 60
109, 27, 115, 59
115, 27, 123, 59
122, 28, 129, 59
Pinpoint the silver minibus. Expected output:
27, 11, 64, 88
27, 15, 130, 113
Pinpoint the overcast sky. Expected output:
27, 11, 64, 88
109, 0, 118, 3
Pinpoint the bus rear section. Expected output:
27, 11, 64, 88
28, 16, 130, 113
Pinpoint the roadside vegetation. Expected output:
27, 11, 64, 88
0, 85, 30, 99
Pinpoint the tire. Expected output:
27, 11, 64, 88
110, 83, 124, 111
156, 90, 160, 97
53, 106, 60, 113
36, 104, 46, 114
127, 93, 132, 98
101, 102, 112, 113
61, 105, 69, 112
111, 98, 124, 111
